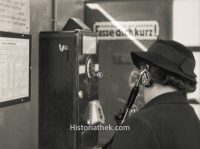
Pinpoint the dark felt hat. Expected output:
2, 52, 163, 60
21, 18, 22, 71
131, 39, 196, 83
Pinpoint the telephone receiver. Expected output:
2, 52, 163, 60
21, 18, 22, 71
115, 64, 151, 125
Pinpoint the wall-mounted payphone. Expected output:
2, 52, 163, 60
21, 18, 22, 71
39, 18, 104, 149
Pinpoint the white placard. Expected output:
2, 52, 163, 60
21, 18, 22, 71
93, 21, 159, 40
79, 65, 86, 74
0, 0, 30, 34
0, 37, 29, 102
82, 36, 97, 54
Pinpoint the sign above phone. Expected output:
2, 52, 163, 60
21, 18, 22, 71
94, 21, 159, 40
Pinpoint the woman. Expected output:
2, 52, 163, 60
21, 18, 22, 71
110, 39, 200, 149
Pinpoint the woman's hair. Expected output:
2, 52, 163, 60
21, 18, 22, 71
139, 61, 196, 92
150, 64, 196, 92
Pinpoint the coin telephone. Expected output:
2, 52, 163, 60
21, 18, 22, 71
39, 18, 104, 149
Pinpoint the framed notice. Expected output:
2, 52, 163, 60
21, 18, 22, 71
0, 32, 31, 107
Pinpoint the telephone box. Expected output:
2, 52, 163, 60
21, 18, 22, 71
39, 20, 104, 149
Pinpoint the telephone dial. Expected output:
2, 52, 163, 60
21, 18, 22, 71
86, 57, 103, 79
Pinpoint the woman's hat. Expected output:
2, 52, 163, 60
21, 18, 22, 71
131, 39, 196, 83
